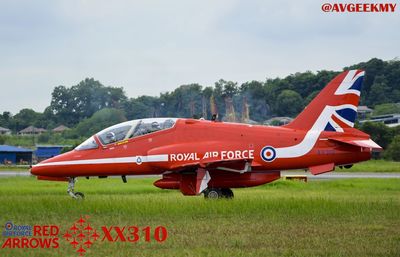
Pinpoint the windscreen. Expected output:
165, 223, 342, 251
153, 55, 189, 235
130, 118, 176, 138
96, 121, 136, 145
95, 118, 177, 145
75, 136, 98, 151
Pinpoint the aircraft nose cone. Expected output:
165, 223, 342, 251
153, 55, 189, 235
30, 151, 71, 177
30, 166, 37, 175
30, 164, 47, 176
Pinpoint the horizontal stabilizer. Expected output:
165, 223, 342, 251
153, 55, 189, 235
328, 137, 382, 151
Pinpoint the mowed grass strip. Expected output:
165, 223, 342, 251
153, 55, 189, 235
346, 159, 400, 172
0, 177, 399, 257
0, 165, 30, 171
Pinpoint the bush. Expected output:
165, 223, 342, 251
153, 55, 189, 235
372, 103, 400, 116
384, 135, 400, 161
360, 122, 393, 149
37, 132, 50, 143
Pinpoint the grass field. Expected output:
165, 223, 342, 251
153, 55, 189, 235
0, 165, 30, 171
0, 177, 399, 257
0, 159, 399, 173
346, 160, 400, 172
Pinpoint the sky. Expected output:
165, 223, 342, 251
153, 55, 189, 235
0, 0, 399, 114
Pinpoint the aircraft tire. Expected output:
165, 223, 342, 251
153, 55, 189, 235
204, 188, 223, 199
221, 188, 234, 199
74, 192, 85, 200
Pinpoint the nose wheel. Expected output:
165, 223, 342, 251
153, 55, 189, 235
67, 178, 85, 200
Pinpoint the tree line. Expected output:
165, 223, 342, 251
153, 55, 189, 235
0, 57, 399, 160
1, 58, 399, 133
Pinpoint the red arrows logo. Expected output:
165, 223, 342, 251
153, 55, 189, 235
63, 216, 99, 256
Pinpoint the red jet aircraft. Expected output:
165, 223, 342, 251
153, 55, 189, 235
31, 70, 381, 199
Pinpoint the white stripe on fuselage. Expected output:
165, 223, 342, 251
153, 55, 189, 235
34, 154, 169, 167
275, 104, 356, 158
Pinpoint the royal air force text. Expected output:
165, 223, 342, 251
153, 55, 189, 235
169, 150, 254, 162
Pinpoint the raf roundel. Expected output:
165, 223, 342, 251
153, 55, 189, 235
5, 221, 13, 230
260, 146, 277, 162
136, 156, 143, 165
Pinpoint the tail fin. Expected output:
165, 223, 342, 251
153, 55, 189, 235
285, 70, 364, 132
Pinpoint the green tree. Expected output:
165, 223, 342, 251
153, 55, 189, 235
11, 109, 43, 131
202, 86, 214, 118
0, 111, 12, 128
384, 135, 400, 161
49, 79, 127, 126
124, 96, 159, 120
218, 80, 238, 98
240, 81, 269, 121
37, 132, 51, 143
163, 84, 203, 118
360, 122, 393, 149
368, 75, 390, 106
0, 135, 5, 144
49, 85, 76, 126
304, 90, 320, 106
1, 57, 399, 129
208, 80, 236, 118
275, 90, 303, 117
373, 103, 400, 116
73, 108, 127, 138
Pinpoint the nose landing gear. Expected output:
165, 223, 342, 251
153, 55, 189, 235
67, 178, 85, 200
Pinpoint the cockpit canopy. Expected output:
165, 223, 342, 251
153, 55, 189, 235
75, 118, 177, 150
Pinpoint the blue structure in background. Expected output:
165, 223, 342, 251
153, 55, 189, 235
0, 145, 33, 164
35, 145, 64, 160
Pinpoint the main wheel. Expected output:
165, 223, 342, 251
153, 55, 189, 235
204, 188, 223, 199
74, 192, 85, 200
221, 188, 234, 199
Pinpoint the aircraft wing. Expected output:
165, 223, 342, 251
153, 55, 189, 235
155, 158, 256, 196
168, 158, 253, 173
328, 137, 382, 151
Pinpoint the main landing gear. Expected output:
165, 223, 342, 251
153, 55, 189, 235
203, 188, 234, 199
67, 178, 85, 200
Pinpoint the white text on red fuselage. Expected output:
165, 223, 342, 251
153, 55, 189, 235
169, 150, 255, 162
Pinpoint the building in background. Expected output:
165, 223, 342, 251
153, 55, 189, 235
52, 125, 70, 133
35, 145, 66, 162
360, 114, 400, 127
0, 126, 11, 135
19, 126, 47, 136
357, 106, 373, 119
0, 145, 33, 164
